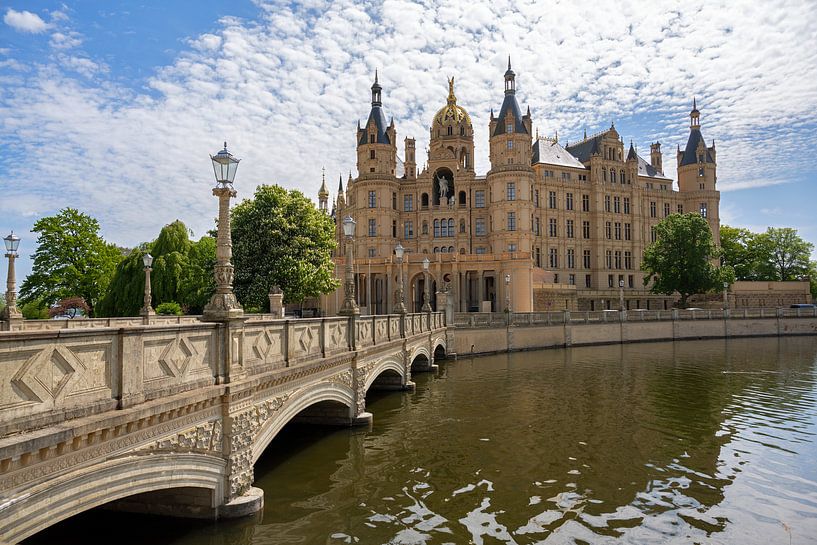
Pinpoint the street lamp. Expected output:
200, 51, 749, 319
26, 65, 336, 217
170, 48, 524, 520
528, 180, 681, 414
141, 253, 155, 318
202, 142, 244, 321
2, 231, 22, 323
339, 216, 360, 315
394, 243, 406, 314
619, 279, 625, 312
723, 281, 729, 311
421, 257, 432, 312
504, 273, 511, 313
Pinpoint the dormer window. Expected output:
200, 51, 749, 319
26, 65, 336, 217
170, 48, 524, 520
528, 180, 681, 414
698, 153, 704, 163
506, 123, 513, 133
370, 134, 375, 144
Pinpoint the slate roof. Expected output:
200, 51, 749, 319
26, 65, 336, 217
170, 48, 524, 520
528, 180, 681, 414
564, 136, 601, 163
679, 128, 714, 166
531, 138, 586, 169
358, 105, 391, 146
492, 93, 527, 137
637, 155, 671, 180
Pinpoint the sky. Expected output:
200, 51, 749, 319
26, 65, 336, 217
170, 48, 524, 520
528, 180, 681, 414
1, 0, 817, 283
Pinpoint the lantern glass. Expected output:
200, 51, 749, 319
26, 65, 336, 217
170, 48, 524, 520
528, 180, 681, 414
422, 257, 430, 271
210, 142, 240, 184
4, 232, 20, 253
394, 243, 404, 260
143, 253, 154, 268
342, 216, 356, 237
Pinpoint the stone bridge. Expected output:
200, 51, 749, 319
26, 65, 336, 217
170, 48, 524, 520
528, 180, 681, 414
0, 312, 447, 543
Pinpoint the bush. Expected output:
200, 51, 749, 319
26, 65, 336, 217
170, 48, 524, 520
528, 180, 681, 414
155, 302, 182, 316
21, 299, 50, 320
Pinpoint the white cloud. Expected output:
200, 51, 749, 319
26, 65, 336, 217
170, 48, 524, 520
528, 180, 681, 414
50, 31, 83, 49
2, 0, 817, 267
4, 8, 48, 33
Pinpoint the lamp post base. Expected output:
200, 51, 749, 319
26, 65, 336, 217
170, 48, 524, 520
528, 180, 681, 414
202, 293, 244, 322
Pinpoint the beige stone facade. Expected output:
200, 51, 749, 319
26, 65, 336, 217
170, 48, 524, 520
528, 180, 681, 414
321, 64, 720, 314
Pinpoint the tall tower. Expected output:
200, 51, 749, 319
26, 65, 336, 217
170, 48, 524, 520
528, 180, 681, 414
318, 168, 329, 213
356, 71, 397, 177
488, 58, 534, 254
404, 137, 416, 180
677, 98, 720, 241
650, 142, 662, 173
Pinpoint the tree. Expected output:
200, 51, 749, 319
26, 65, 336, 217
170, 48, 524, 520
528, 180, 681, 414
96, 221, 215, 317
642, 213, 730, 308
19, 208, 123, 317
752, 227, 813, 281
48, 296, 90, 319
720, 225, 762, 280
231, 185, 339, 309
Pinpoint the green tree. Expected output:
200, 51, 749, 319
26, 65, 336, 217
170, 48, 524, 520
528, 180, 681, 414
19, 208, 123, 317
752, 227, 813, 281
720, 225, 761, 280
232, 185, 339, 309
96, 221, 215, 317
642, 213, 730, 308
20, 299, 49, 320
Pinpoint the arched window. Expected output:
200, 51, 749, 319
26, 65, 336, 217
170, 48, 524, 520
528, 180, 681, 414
620, 170, 626, 184
449, 246, 455, 253
434, 247, 440, 253
459, 248, 465, 254
434, 219, 440, 238
448, 219, 455, 236
611, 169, 616, 183
603, 169, 608, 182
441, 247, 447, 253
447, 126, 453, 136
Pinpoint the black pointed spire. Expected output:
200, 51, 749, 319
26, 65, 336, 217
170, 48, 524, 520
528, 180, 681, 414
627, 140, 637, 161
371, 70, 382, 106
338, 174, 343, 193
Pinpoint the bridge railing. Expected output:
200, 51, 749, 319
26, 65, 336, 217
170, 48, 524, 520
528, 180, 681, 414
0, 312, 445, 438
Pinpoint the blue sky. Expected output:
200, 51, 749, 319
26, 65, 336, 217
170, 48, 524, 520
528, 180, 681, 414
2, 0, 817, 283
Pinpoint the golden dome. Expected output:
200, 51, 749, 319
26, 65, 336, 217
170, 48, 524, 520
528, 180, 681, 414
433, 77, 472, 127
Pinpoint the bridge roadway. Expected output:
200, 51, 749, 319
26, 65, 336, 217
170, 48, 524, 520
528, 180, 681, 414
0, 312, 448, 543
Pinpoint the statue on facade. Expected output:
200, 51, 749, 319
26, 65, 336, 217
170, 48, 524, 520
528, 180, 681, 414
437, 174, 449, 200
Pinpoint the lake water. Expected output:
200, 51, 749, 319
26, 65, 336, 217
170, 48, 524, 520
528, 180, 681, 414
25, 337, 817, 544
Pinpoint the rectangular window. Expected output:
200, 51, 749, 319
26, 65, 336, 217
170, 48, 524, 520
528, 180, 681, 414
549, 218, 557, 237
404, 194, 413, 212
368, 219, 376, 237
508, 212, 516, 231
567, 248, 575, 269
566, 219, 574, 238
568, 273, 575, 285
677, 204, 684, 214
614, 196, 621, 213
392, 220, 397, 237
566, 192, 574, 210
475, 190, 485, 208
507, 140, 513, 149
605, 221, 612, 240
650, 201, 657, 218
624, 251, 632, 270
534, 216, 541, 236
664, 202, 670, 217
507, 182, 516, 201
582, 220, 591, 239
508, 243, 517, 252
534, 189, 540, 207
608, 274, 614, 288
549, 248, 558, 268
475, 218, 486, 236
628, 274, 634, 288
434, 220, 440, 238
582, 194, 590, 212
392, 192, 397, 210
624, 223, 631, 241
535, 247, 541, 267
614, 222, 621, 240
615, 251, 622, 269
562, 172, 571, 180
507, 123, 513, 133
651, 226, 657, 242
623, 197, 630, 214
604, 195, 611, 212
549, 191, 557, 209
606, 250, 612, 269
700, 203, 708, 218
585, 274, 592, 288
368, 191, 376, 208
583, 249, 591, 269
404, 221, 414, 239
476, 247, 487, 254
368, 248, 376, 257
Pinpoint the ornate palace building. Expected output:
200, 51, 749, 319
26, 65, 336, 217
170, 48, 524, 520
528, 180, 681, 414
320, 61, 720, 314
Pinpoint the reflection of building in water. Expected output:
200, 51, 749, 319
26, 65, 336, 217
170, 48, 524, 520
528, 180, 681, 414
320, 62, 723, 314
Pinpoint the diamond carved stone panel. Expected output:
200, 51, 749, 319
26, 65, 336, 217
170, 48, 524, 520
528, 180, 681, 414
157, 337, 196, 378
11, 345, 87, 404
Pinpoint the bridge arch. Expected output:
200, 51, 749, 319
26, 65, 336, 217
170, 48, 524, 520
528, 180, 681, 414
1, 452, 225, 544
364, 356, 406, 392
252, 381, 355, 464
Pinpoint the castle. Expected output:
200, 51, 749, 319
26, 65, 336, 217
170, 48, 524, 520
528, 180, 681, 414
319, 61, 720, 314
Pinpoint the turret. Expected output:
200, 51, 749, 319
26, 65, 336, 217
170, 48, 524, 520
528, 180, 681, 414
677, 98, 716, 193
318, 168, 329, 213
404, 137, 416, 180
489, 58, 532, 169
650, 142, 662, 173
356, 71, 397, 176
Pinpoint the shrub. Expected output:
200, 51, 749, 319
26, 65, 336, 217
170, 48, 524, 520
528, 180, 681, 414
156, 302, 182, 316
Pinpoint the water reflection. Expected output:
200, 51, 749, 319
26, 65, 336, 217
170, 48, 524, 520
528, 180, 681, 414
24, 337, 817, 544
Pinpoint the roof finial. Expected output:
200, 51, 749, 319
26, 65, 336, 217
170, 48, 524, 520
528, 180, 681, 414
535, 126, 539, 139
223, 141, 227, 150
375, 69, 379, 84
693, 96, 697, 110
554, 129, 558, 143
508, 55, 512, 70
447, 76, 456, 104
583, 127, 587, 139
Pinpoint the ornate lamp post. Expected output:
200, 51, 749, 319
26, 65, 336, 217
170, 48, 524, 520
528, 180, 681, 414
202, 142, 244, 321
421, 257, 432, 312
394, 243, 406, 314
339, 216, 360, 315
141, 253, 155, 318
504, 273, 511, 313
2, 232, 22, 325
619, 279, 625, 312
